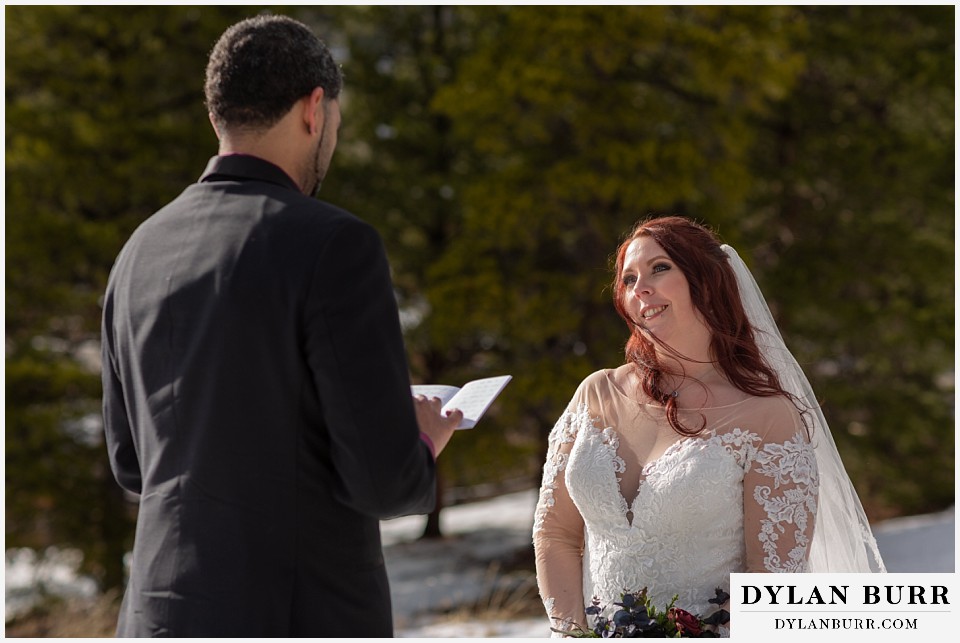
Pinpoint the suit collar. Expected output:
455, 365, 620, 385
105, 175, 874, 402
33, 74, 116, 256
200, 154, 302, 193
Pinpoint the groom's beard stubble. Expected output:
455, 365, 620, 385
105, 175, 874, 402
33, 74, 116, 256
308, 125, 333, 198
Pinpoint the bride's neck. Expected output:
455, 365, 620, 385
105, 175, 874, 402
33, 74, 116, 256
656, 349, 721, 390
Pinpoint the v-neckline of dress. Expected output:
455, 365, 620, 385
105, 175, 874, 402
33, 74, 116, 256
607, 428, 709, 527
600, 368, 752, 526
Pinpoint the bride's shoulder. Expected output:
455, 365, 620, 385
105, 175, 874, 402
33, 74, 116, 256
577, 366, 628, 395
560, 367, 627, 412
734, 394, 807, 443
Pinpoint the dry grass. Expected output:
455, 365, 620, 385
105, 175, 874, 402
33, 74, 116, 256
5, 589, 121, 638
428, 560, 544, 626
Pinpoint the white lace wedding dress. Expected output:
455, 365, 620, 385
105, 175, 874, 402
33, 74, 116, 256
533, 369, 819, 636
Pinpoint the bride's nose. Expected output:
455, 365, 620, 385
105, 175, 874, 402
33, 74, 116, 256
632, 278, 653, 297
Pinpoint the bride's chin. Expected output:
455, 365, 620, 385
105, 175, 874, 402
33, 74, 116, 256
638, 325, 664, 343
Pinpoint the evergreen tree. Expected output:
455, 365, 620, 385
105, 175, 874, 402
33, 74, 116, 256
745, 5, 954, 517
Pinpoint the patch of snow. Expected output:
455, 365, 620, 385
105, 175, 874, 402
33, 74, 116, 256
398, 616, 550, 638
5, 547, 98, 619
383, 490, 544, 635
872, 505, 955, 572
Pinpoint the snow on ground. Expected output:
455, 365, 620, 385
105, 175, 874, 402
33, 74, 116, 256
871, 504, 955, 572
5, 547, 99, 619
382, 490, 548, 637
4, 488, 955, 637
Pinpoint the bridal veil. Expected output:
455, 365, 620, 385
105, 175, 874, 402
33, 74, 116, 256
722, 244, 886, 573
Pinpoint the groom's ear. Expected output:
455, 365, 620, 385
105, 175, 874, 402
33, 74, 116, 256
301, 87, 325, 136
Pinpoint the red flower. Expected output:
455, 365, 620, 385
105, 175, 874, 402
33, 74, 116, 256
668, 607, 702, 636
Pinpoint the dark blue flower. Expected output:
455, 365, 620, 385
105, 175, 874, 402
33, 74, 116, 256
613, 610, 632, 627
709, 587, 730, 606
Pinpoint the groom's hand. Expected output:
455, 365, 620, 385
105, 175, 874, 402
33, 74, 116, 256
413, 395, 462, 457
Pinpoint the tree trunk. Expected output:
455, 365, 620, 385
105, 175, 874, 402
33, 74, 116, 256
420, 469, 445, 539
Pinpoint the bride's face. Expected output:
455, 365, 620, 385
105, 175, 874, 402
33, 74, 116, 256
619, 236, 710, 353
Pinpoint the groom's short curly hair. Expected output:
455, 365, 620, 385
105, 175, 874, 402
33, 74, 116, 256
205, 14, 343, 132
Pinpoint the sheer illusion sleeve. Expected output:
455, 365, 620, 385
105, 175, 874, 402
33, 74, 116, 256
742, 397, 820, 573
533, 389, 591, 635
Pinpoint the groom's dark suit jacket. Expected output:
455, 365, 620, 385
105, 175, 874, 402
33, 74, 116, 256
101, 154, 437, 637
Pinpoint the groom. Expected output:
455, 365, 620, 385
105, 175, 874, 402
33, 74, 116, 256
101, 14, 461, 637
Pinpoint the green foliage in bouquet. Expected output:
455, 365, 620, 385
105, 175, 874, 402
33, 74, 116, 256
554, 587, 730, 638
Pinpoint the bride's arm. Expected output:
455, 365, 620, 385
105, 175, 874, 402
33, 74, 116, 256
742, 398, 820, 573
533, 407, 587, 636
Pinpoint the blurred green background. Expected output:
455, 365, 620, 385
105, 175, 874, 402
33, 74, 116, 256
5, 2, 954, 624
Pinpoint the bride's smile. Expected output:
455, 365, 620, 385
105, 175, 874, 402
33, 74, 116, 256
640, 304, 668, 320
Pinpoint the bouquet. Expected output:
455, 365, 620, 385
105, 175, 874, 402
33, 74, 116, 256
552, 587, 730, 638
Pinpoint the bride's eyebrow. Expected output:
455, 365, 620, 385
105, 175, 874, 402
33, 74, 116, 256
645, 255, 671, 265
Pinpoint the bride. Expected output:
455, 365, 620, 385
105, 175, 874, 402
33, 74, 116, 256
533, 216, 884, 636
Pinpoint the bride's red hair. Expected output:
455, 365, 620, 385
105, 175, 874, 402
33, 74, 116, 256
612, 216, 793, 436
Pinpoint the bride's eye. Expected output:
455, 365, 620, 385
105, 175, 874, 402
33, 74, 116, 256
622, 274, 637, 286
652, 263, 671, 274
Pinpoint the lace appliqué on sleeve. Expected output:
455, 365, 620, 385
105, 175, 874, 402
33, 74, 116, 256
532, 403, 591, 536
751, 434, 819, 572
541, 597, 574, 638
